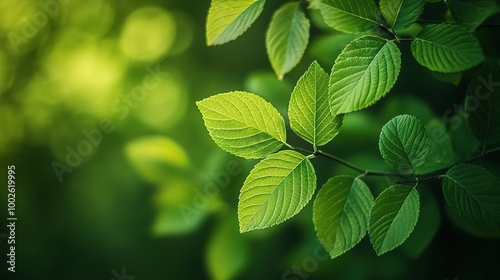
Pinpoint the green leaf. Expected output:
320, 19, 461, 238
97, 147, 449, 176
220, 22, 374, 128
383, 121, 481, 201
207, 216, 248, 280
465, 59, 500, 144
266, 2, 310, 79
125, 136, 191, 184
416, 119, 456, 174
448, 0, 500, 31
153, 179, 209, 236
400, 189, 441, 258
411, 24, 485, 73
442, 163, 500, 227
379, 115, 431, 173
430, 71, 463, 86
197, 91, 286, 159
289, 61, 343, 147
369, 185, 420, 256
238, 150, 316, 232
206, 0, 266, 45
380, 0, 425, 31
313, 176, 374, 258
318, 0, 382, 34
329, 36, 401, 115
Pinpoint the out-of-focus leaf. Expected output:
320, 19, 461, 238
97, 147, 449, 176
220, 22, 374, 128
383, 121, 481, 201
465, 59, 500, 144
207, 216, 249, 280
417, 119, 456, 174
448, 0, 499, 30
125, 136, 190, 184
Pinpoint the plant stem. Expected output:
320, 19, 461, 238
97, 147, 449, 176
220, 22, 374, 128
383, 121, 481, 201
289, 145, 500, 183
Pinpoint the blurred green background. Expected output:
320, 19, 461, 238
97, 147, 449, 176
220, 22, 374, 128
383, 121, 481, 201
1, 0, 500, 279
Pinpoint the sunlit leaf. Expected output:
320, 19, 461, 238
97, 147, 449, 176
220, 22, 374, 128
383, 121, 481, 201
313, 176, 374, 258
125, 136, 190, 184
317, 0, 382, 34
380, 0, 425, 31
289, 61, 343, 147
411, 24, 485, 73
442, 164, 500, 227
369, 185, 420, 256
197, 91, 286, 159
329, 36, 401, 115
379, 115, 430, 173
207, 216, 249, 280
266, 2, 310, 79
206, 0, 266, 45
465, 59, 500, 144
448, 0, 499, 30
238, 150, 316, 232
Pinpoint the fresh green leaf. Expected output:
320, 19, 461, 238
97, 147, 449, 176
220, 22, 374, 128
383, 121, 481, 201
329, 36, 401, 114
125, 136, 191, 184
369, 185, 420, 256
379, 115, 430, 173
411, 24, 485, 73
197, 91, 286, 159
266, 2, 310, 79
465, 59, 500, 144
289, 61, 343, 147
206, 0, 266, 45
448, 0, 500, 30
207, 216, 249, 280
442, 163, 500, 227
313, 176, 374, 258
238, 150, 316, 232
317, 0, 382, 34
380, 0, 425, 31
400, 189, 441, 258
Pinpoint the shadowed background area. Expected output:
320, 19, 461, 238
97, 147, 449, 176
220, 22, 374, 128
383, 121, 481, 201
1, 0, 500, 279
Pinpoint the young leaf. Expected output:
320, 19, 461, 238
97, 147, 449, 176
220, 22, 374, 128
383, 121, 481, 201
442, 164, 500, 227
238, 150, 316, 232
196, 91, 286, 159
313, 176, 374, 258
380, 0, 425, 31
448, 0, 499, 31
379, 115, 430, 173
369, 185, 420, 256
329, 36, 401, 115
266, 2, 310, 79
411, 24, 485, 73
465, 59, 500, 144
206, 0, 266, 46
289, 61, 343, 147
317, 0, 382, 34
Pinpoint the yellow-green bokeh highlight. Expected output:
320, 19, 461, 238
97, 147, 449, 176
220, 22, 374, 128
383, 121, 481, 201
119, 7, 176, 63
